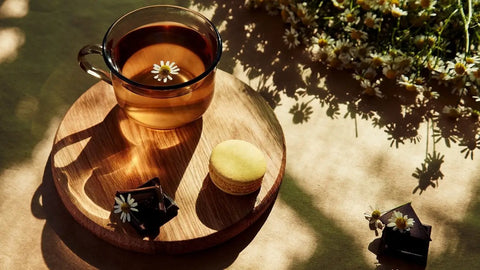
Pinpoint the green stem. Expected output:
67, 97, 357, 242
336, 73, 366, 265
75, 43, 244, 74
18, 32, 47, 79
391, 17, 401, 47
458, 0, 473, 53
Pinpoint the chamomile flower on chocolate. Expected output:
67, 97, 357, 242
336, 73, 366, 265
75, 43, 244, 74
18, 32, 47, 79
364, 206, 384, 235
387, 210, 415, 232
364, 208, 382, 224
151, 60, 180, 83
113, 193, 139, 223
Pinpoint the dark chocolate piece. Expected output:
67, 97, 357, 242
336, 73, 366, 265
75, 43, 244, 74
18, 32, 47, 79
114, 177, 179, 239
378, 202, 431, 266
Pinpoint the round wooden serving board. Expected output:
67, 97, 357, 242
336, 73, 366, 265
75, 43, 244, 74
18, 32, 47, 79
51, 70, 286, 254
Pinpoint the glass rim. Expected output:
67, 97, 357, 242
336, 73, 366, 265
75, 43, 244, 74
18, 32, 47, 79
102, 5, 222, 91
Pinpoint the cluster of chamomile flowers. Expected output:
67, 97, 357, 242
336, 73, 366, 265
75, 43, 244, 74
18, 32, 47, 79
246, 0, 480, 114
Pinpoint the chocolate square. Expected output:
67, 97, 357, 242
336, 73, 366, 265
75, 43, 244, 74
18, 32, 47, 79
114, 178, 179, 239
378, 203, 431, 266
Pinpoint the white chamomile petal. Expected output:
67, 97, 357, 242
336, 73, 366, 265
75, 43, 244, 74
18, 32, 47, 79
120, 212, 126, 222
151, 59, 180, 83
127, 194, 135, 205
115, 196, 123, 205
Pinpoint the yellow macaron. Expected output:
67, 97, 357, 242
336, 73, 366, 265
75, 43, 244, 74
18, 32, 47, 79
209, 140, 267, 195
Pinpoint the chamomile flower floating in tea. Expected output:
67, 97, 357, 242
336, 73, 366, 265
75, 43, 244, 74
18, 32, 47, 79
113, 193, 138, 223
151, 60, 180, 83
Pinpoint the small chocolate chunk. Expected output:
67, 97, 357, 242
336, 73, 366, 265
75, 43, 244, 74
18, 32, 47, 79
377, 203, 431, 266
114, 178, 179, 239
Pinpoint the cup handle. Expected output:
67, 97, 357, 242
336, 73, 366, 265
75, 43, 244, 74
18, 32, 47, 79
78, 44, 112, 85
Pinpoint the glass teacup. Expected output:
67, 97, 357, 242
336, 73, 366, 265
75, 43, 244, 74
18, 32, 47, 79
78, 5, 222, 129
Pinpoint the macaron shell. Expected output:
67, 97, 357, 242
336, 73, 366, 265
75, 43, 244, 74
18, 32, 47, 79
209, 140, 267, 195
209, 140, 267, 182
209, 163, 263, 195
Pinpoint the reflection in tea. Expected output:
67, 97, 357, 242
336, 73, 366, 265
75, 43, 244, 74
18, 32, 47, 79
111, 23, 216, 129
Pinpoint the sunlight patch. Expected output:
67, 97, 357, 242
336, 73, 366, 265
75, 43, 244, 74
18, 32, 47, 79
0, 0, 29, 18
230, 200, 316, 269
0, 27, 25, 64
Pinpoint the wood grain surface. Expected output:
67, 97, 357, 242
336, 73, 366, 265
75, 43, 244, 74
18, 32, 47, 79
50, 70, 286, 254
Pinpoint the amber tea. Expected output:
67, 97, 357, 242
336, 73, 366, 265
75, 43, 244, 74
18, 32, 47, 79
111, 24, 216, 128
78, 5, 222, 129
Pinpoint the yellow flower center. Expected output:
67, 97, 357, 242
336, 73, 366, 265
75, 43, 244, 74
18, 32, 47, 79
371, 210, 381, 219
395, 217, 407, 230
437, 72, 447, 80
360, 3, 371, 10
329, 57, 341, 68
372, 57, 383, 66
391, 0, 400, 5
364, 87, 375, 96
160, 65, 171, 75
318, 51, 329, 62
406, 84, 417, 91
455, 62, 466, 75
415, 37, 425, 48
318, 38, 328, 47
121, 202, 130, 212
385, 69, 397, 79
286, 33, 296, 43
364, 18, 375, 28
346, 13, 355, 23
350, 30, 363, 40
420, 0, 431, 8
466, 57, 475, 64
